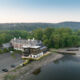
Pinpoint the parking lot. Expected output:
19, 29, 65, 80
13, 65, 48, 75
0, 53, 23, 73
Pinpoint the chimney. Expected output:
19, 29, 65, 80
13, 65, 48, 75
14, 37, 16, 41
32, 38, 35, 41
28, 39, 30, 41
19, 36, 21, 39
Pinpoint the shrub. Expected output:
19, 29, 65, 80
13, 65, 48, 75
9, 47, 14, 51
23, 60, 29, 66
14, 50, 22, 54
0, 49, 3, 54
3, 48, 9, 53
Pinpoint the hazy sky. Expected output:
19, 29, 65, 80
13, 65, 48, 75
0, 0, 80, 23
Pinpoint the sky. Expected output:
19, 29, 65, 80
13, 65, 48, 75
0, 0, 80, 23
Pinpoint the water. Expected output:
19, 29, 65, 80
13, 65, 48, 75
26, 55, 80, 80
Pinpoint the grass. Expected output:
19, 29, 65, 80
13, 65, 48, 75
4, 74, 16, 80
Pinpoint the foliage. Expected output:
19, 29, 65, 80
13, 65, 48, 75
32, 27, 80, 48
13, 50, 22, 54
3, 48, 9, 53
33, 28, 43, 40
0, 49, 3, 54
0, 22, 80, 31
0, 27, 80, 49
0, 30, 28, 45
9, 47, 14, 51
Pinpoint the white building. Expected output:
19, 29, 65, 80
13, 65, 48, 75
10, 37, 47, 58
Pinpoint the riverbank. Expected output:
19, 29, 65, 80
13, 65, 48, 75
1, 52, 63, 80
50, 48, 80, 55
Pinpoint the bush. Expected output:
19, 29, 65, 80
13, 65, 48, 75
3, 48, 9, 53
14, 50, 22, 54
9, 47, 14, 51
0, 49, 3, 54
23, 60, 29, 66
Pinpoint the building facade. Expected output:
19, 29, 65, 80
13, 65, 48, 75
10, 38, 27, 51
10, 38, 47, 58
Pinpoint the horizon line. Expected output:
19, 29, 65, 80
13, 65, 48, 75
0, 21, 80, 24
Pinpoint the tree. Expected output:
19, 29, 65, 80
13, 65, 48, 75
0, 49, 3, 54
44, 27, 55, 39
33, 28, 43, 40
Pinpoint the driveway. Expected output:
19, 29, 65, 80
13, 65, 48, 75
0, 53, 23, 73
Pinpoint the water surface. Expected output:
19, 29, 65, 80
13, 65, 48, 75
26, 55, 80, 80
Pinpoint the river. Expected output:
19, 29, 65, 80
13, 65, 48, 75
24, 54, 80, 80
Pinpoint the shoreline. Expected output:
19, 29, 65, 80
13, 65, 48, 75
0, 52, 64, 80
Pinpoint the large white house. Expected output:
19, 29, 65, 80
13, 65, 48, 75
10, 37, 47, 58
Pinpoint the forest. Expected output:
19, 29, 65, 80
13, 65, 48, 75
0, 22, 80, 31
0, 27, 80, 48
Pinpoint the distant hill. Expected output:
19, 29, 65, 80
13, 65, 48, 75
56, 22, 80, 30
0, 22, 80, 31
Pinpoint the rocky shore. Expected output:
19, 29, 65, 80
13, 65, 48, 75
0, 52, 63, 80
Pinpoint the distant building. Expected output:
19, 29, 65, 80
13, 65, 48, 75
2, 43, 11, 49
10, 37, 47, 58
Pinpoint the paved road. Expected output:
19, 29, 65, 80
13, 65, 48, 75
0, 53, 23, 73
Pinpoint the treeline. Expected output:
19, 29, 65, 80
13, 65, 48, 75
0, 30, 28, 45
0, 22, 80, 31
0, 28, 80, 48
33, 28, 80, 48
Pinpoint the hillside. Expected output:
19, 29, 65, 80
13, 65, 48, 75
0, 22, 80, 31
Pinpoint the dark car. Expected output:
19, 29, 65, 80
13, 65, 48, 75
2, 69, 8, 72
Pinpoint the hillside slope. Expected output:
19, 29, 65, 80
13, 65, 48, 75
0, 22, 80, 31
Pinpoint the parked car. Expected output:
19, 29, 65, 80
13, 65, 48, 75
2, 68, 8, 72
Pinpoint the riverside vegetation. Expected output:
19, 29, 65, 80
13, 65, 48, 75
0, 27, 80, 49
